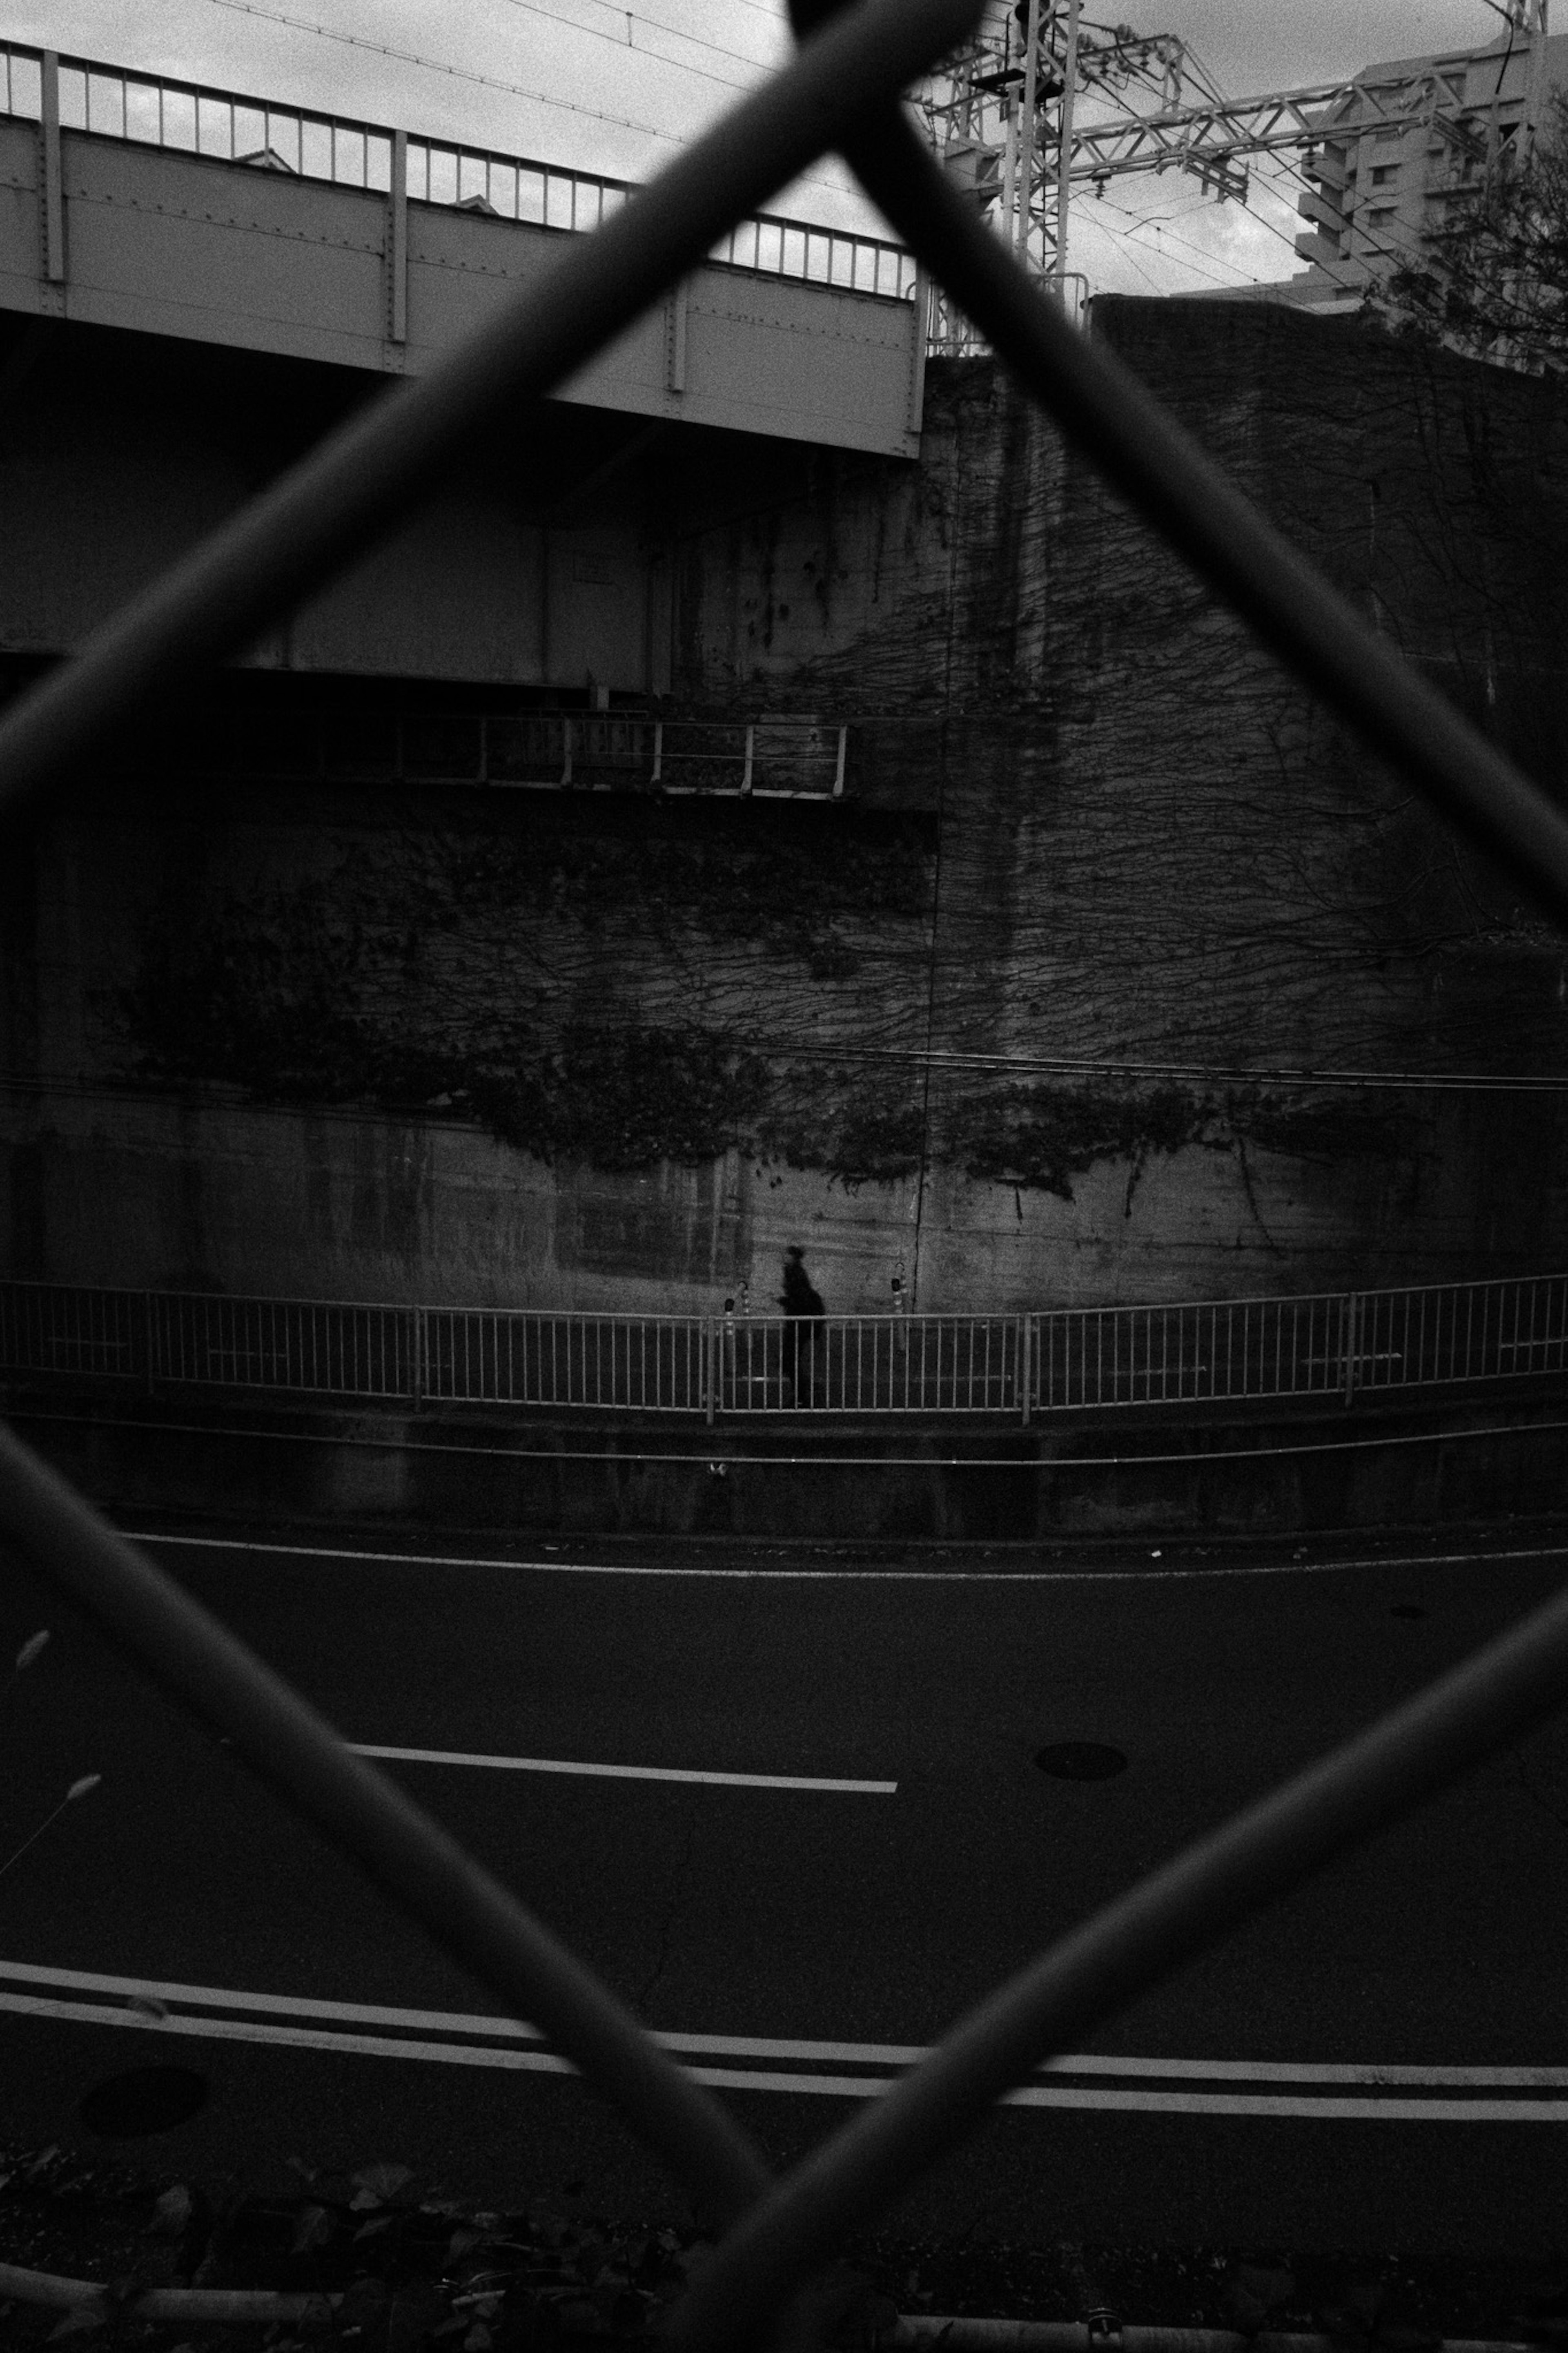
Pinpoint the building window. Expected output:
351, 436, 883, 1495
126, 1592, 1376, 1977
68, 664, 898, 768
1370, 163, 1398, 184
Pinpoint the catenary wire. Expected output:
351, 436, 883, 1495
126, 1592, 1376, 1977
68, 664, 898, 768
498, 0, 787, 85
1065, 26, 1463, 301
1079, 185, 1265, 285
199, 0, 858, 199
201, 0, 691, 145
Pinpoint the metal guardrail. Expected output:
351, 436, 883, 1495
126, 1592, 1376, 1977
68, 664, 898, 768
3, 1273, 1565, 1422
0, 39, 918, 305
2, 0, 1568, 2344
1038, 1272, 1568, 1412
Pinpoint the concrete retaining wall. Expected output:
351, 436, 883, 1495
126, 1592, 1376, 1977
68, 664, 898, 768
10, 1386, 1565, 1545
4, 303, 1568, 1317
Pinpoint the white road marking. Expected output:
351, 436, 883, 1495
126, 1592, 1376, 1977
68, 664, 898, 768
4, 1992, 1565, 2120
3, 1960, 1566, 2120
0, 1958, 542, 2036
997, 2086, 1568, 2121
0, 1990, 564, 2075
120, 1531, 1568, 1583
348, 1743, 895, 1794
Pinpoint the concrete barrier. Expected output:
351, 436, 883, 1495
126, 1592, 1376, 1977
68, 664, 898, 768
4, 1383, 1565, 1543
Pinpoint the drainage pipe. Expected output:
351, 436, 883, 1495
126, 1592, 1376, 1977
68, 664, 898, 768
0, 2259, 337, 2324
893, 2326, 1530, 2353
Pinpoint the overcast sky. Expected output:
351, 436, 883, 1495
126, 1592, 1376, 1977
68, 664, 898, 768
4, 1, 1518, 295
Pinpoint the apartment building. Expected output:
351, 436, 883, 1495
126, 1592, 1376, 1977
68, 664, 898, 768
1292, 29, 1568, 298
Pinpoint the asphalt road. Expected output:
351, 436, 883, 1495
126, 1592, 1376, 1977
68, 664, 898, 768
2, 1519, 1567, 2260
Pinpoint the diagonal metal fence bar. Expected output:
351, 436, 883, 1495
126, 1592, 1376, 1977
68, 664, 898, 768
2, 0, 1568, 2347
0, 0, 980, 826
663, 51, 1568, 2340
0, 1425, 773, 2226
670, 1574, 1568, 2346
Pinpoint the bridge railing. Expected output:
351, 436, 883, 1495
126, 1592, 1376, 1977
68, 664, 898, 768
2, 1271, 1564, 1422
419, 1305, 708, 1412
0, 40, 918, 304
163, 706, 852, 798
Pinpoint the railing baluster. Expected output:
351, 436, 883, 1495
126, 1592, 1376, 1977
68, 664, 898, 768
2, 1267, 1567, 1427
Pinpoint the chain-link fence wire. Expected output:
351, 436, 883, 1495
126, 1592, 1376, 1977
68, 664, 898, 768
1, 0, 1567, 2344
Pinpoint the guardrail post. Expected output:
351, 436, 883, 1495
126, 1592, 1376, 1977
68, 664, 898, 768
386, 127, 408, 349
1018, 1311, 1031, 1426
38, 52, 65, 292
1342, 1291, 1361, 1406
705, 1316, 717, 1426
666, 278, 688, 394
907, 263, 929, 433
410, 1306, 424, 1411
139, 1291, 157, 1397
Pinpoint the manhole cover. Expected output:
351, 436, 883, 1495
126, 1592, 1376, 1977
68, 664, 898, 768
1390, 1603, 1428, 1620
78, 2065, 209, 2138
1035, 1742, 1128, 1781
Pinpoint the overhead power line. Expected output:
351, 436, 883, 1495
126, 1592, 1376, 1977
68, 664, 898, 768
498, 0, 784, 88
204, 0, 692, 146
202, 0, 857, 202
1083, 184, 1271, 285
932, 3, 1542, 304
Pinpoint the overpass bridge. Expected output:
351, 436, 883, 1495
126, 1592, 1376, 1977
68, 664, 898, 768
0, 40, 926, 458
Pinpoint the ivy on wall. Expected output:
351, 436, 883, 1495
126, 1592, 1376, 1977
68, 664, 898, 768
99, 304, 1564, 1255
950, 1081, 1408, 1202
119, 800, 941, 1181
123, 842, 1410, 1197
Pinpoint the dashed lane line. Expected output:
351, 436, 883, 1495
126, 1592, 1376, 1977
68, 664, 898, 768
120, 1531, 1568, 1582
348, 1742, 895, 1793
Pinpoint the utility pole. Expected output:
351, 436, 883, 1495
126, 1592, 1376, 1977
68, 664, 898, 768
1054, 0, 1082, 297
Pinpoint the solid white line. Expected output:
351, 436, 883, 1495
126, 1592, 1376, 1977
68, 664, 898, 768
121, 1530, 1568, 1583
3, 1991, 1565, 2120
3, 1961, 1566, 2087
0, 1991, 568, 2074
0, 1958, 549, 2036
348, 1743, 895, 1794
996, 2084, 1568, 2121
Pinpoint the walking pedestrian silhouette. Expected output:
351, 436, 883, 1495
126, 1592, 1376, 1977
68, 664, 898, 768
777, 1245, 825, 1407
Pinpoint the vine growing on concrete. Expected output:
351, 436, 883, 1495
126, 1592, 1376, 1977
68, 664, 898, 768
96, 307, 1568, 1249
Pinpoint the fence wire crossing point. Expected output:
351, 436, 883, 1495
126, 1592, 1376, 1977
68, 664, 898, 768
0, 0, 1566, 2347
